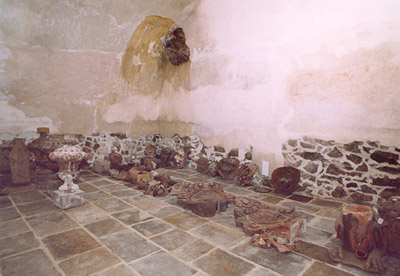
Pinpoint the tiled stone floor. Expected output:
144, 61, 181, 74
0, 168, 399, 276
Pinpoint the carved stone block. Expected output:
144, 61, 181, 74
237, 162, 258, 186
217, 158, 240, 180
271, 166, 300, 195
9, 138, 31, 185
197, 157, 209, 174
234, 197, 306, 252
129, 167, 150, 184
176, 182, 234, 217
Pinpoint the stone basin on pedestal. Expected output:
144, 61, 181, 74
49, 145, 86, 209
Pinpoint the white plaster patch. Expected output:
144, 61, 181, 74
103, 95, 160, 123
0, 98, 55, 134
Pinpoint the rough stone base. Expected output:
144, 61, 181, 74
53, 189, 85, 209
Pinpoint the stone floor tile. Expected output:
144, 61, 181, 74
93, 198, 133, 213
295, 240, 337, 265
130, 251, 196, 276
98, 184, 127, 192
245, 267, 280, 276
316, 207, 341, 219
309, 217, 336, 234
26, 211, 79, 237
101, 229, 159, 262
310, 198, 343, 209
7, 183, 37, 193
0, 197, 13, 209
299, 226, 334, 247
163, 211, 208, 230
151, 229, 197, 250
110, 189, 141, 198
172, 239, 214, 262
84, 217, 127, 238
210, 213, 237, 229
260, 195, 285, 204
278, 199, 321, 214
190, 222, 245, 248
84, 190, 113, 202
0, 249, 61, 276
64, 202, 109, 223
131, 197, 170, 211
0, 232, 40, 258
131, 219, 173, 237
42, 228, 101, 260
225, 186, 253, 196
303, 261, 354, 276
150, 205, 182, 217
0, 218, 30, 239
121, 194, 148, 204
232, 242, 312, 276
98, 264, 140, 276
80, 174, 103, 181
89, 178, 116, 186
288, 194, 314, 203
77, 182, 98, 193
0, 207, 21, 222
194, 248, 254, 276
112, 208, 153, 225
9, 190, 46, 204
58, 247, 120, 276
16, 198, 59, 216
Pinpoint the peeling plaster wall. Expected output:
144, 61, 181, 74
1, 0, 399, 175
180, 0, 400, 172
0, 0, 198, 136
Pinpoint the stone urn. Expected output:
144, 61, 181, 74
49, 145, 86, 192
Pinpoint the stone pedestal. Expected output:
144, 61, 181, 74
53, 190, 85, 210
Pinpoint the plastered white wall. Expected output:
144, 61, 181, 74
179, 0, 400, 170
0, 0, 399, 173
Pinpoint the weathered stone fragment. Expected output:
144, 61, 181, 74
300, 142, 314, 149
376, 166, 400, 174
370, 150, 398, 165
161, 27, 190, 66
287, 139, 297, 147
331, 186, 346, 198
326, 164, 345, 175
360, 185, 377, 194
372, 177, 399, 187
245, 151, 252, 160
304, 162, 319, 174
237, 162, 258, 186
214, 145, 225, 153
300, 152, 324, 161
228, 148, 238, 157
355, 163, 368, 172
346, 154, 362, 164
343, 141, 362, 153
216, 158, 240, 180
327, 147, 343, 158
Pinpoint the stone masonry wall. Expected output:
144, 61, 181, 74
282, 137, 400, 204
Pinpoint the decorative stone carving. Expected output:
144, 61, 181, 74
143, 172, 176, 197
108, 152, 122, 170
129, 167, 150, 185
176, 182, 234, 217
145, 144, 156, 158
173, 148, 188, 169
9, 138, 31, 185
237, 162, 258, 186
271, 167, 300, 195
234, 197, 306, 253
196, 157, 209, 174
159, 147, 176, 167
161, 26, 190, 66
217, 158, 240, 180
328, 204, 386, 274
49, 145, 86, 193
